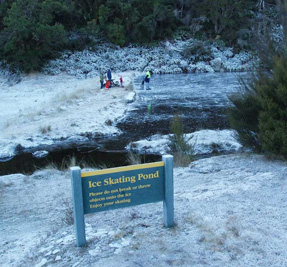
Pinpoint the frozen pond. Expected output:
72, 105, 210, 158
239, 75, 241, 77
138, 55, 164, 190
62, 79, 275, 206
115, 72, 245, 145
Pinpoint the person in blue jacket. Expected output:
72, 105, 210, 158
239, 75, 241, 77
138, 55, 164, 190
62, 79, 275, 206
107, 69, 112, 88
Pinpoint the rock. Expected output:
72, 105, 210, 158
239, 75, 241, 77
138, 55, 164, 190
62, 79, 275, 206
210, 58, 223, 72
52, 249, 60, 255
55, 256, 61, 261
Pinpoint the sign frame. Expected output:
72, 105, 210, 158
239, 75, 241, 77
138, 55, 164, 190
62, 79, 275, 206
70, 155, 174, 247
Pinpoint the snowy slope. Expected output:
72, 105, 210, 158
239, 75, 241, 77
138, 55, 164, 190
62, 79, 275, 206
0, 72, 137, 159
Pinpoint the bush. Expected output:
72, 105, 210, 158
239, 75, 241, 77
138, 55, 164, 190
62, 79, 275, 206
180, 40, 212, 62
108, 23, 126, 47
228, 55, 287, 157
227, 77, 262, 151
169, 114, 193, 166
0, 0, 68, 72
258, 56, 287, 156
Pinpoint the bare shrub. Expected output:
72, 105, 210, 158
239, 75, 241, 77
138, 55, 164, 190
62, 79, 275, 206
169, 114, 193, 166
127, 151, 141, 165
60, 197, 74, 226
40, 125, 52, 134
105, 119, 113, 126
173, 152, 193, 167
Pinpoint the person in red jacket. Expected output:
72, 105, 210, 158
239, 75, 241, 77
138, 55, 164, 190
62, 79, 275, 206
105, 79, 110, 89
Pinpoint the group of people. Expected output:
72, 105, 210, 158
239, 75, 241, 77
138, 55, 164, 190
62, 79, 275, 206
99, 69, 124, 89
99, 69, 153, 90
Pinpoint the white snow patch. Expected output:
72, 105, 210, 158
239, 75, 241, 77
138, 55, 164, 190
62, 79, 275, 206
32, 150, 49, 158
126, 129, 242, 155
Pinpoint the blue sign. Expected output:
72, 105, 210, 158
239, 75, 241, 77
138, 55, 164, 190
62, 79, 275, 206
71, 155, 174, 247
81, 162, 164, 214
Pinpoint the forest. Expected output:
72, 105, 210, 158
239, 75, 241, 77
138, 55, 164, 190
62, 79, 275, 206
0, 0, 282, 72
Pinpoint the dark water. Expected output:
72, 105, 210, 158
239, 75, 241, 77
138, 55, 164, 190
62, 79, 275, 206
0, 147, 161, 175
0, 73, 243, 175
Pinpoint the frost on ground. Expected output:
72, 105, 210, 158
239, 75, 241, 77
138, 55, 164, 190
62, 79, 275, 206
0, 72, 137, 159
1, 153, 287, 267
40, 38, 256, 79
126, 130, 243, 156
4, 28, 285, 83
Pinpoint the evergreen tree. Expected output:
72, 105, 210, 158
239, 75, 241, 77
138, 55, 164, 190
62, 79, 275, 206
228, 78, 262, 151
0, 0, 15, 30
0, 0, 69, 71
258, 56, 287, 156
228, 56, 287, 157
200, 0, 255, 43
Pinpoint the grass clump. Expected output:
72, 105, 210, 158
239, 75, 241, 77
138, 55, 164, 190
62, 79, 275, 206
60, 197, 74, 226
40, 125, 52, 134
127, 151, 141, 165
169, 114, 193, 166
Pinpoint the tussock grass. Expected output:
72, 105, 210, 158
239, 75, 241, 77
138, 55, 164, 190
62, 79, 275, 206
173, 152, 193, 167
169, 114, 194, 167
43, 156, 110, 173
39, 125, 52, 134
127, 151, 141, 165
57, 89, 84, 103
60, 197, 74, 225
45, 156, 76, 171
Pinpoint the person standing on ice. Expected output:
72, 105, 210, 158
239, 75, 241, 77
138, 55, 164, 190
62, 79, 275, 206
140, 79, 144, 90
107, 68, 112, 88
144, 70, 152, 90
100, 72, 104, 89
120, 76, 123, 87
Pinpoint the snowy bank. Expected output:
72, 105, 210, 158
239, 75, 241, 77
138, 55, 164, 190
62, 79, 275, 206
1, 153, 287, 266
126, 129, 243, 156
41, 39, 256, 80
0, 72, 137, 159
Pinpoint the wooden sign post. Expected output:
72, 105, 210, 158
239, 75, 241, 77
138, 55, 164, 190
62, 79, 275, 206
70, 155, 174, 247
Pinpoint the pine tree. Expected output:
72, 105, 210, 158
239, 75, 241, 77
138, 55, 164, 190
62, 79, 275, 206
0, 0, 69, 71
258, 56, 287, 156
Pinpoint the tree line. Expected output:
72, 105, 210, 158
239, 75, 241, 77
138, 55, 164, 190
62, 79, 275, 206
0, 0, 275, 72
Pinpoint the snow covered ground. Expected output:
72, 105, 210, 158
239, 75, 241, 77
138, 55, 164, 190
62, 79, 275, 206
0, 37, 256, 83
41, 39, 255, 79
0, 72, 137, 159
1, 153, 287, 266
126, 130, 243, 156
